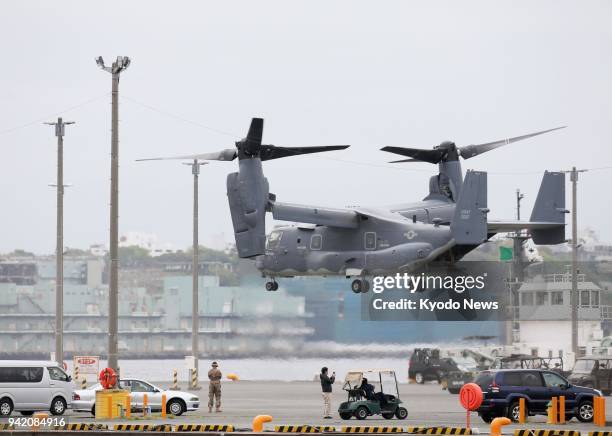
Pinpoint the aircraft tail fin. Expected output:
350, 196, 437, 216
450, 170, 488, 245
529, 171, 566, 244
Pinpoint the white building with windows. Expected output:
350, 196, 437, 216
514, 273, 606, 360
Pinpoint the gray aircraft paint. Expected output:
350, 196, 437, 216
139, 118, 567, 288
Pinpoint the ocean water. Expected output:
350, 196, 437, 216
66, 357, 410, 383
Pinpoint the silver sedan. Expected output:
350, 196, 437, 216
71, 379, 199, 416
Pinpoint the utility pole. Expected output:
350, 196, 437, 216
44, 117, 74, 367
96, 56, 131, 373
184, 160, 207, 384
516, 189, 524, 220
562, 166, 587, 356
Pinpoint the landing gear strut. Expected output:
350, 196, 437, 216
351, 278, 370, 293
265, 279, 279, 291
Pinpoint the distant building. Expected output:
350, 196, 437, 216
0, 258, 312, 358
513, 272, 610, 358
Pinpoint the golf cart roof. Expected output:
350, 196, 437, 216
344, 369, 396, 382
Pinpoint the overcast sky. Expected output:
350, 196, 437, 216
1, 0, 611, 254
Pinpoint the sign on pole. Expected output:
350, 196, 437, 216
73, 356, 100, 375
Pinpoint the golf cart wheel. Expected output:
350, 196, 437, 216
576, 400, 594, 422
415, 372, 424, 384
339, 411, 353, 420
395, 407, 408, 420
91, 405, 95, 416
382, 412, 395, 419
351, 279, 362, 293
355, 406, 369, 420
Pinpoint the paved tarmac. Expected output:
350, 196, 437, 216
62, 381, 611, 432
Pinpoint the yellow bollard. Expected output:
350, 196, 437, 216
191, 367, 199, 389
594, 396, 606, 427
161, 394, 167, 418
547, 397, 558, 424
518, 397, 526, 423
125, 395, 131, 418
172, 369, 178, 390
143, 393, 148, 417
558, 396, 565, 424
252, 415, 273, 432
490, 417, 511, 436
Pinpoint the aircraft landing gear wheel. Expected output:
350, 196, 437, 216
265, 280, 278, 291
351, 279, 370, 293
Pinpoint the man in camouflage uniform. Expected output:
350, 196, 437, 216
208, 361, 222, 412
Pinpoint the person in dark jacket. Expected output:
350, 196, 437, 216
320, 367, 335, 418
360, 378, 375, 400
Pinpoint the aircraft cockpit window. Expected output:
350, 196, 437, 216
266, 231, 283, 250
310, 234, 322, 250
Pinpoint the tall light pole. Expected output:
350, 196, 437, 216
184, 160, 207, 378
44, 117, 74, 367
561, 166, 587, 356
96, 56, 131, 372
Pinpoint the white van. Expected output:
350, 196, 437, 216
0, 361, 72, 416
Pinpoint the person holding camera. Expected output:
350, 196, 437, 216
319, 367, 336, 419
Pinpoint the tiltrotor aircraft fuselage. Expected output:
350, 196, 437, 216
142, 119, 566, 293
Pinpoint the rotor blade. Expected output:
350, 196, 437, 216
259, 145, 350, 161
380, 146, 446, 164
459, 126, 566, 159
244, 118, 264, 155
388, 158, 421, 163
136, 148, 237, 162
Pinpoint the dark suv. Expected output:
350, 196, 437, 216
409, 348, 460, 384
475, 369, 602, 423
568, 356, 611, 395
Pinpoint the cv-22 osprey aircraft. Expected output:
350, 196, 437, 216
142, 118, 567, 293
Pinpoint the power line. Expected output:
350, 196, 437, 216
0, 93, 108, 136
121, 95, 241, 139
